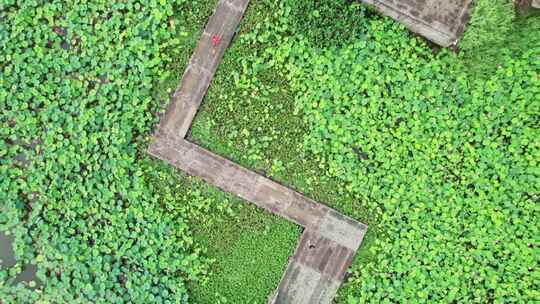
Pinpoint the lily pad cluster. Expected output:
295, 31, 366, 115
286, 16, 540, 304
0, 0, 224, 302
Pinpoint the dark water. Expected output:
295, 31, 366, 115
1, 230, 41, 286
0, 231, 16, 268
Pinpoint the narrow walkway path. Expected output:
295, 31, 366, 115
149, 0, 367, 302
158, 0, 250, 139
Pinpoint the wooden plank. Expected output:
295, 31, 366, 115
361, 0, 474, 46
158, 0, 251, 139
291, 230, 357, 281
148, 137, 325, 229
269, 230, 356, 304
270, 261, 340, 304
317, 209, 367, 251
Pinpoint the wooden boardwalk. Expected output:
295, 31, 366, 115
149, 0, 474, 302
362, 0, 474, 46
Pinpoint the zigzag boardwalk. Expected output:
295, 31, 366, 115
149, 0, 474, 302
149, 0, 368, 302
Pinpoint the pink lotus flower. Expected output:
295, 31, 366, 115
212, 35, 221, 46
